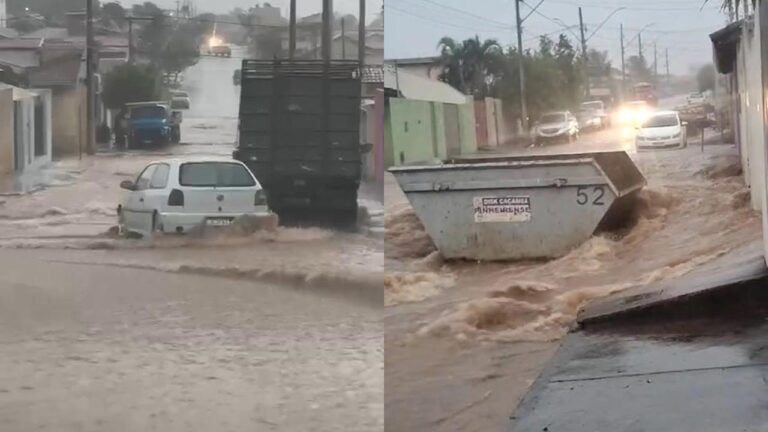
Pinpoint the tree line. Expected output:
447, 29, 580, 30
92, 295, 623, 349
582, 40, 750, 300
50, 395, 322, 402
432, 35, 653, 119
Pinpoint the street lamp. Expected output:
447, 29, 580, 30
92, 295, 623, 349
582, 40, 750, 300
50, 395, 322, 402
586, 7, 626, 42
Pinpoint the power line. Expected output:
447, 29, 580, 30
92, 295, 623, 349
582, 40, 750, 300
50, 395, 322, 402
543, 0, 721, 11
387, 4, 513, 33
409, 0, 515, 29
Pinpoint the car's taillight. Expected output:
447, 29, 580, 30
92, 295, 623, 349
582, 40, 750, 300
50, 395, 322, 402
255, 189, 266, 206
168, 189, 184, 206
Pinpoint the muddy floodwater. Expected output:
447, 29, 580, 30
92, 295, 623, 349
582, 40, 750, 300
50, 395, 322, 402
0, 45, 384, 431
384, 139, 760, 432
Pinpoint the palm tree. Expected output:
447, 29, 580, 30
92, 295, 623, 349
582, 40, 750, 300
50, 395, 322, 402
709, 0, 756, 17
432, 36, 502, 97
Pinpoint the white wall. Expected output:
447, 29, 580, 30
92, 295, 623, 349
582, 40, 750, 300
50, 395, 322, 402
735, 17, 766, 213
0, 0, 6, 28
11, 87, 52, 173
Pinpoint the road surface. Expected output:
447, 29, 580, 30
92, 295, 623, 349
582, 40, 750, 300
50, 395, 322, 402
0, 249, 382, 432
0, 47, 384, 431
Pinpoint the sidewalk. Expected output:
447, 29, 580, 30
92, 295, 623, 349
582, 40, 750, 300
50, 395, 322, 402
509, 242, 768, 432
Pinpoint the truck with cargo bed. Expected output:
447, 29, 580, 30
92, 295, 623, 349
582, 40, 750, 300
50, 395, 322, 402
233, 59, 364, 224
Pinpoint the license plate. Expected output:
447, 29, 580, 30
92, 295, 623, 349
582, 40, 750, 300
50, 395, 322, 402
206, 217, 233, 226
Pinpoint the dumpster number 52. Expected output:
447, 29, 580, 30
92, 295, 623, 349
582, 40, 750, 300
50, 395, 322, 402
576, 186, 605, 206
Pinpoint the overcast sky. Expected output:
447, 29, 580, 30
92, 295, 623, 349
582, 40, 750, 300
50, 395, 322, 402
385, 0, 731, 75
125, 0, 383, 24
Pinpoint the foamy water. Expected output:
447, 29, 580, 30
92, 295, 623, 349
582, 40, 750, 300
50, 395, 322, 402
387, 147, 761, 344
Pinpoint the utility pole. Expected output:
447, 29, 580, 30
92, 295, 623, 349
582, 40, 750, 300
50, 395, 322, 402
515, 0, 528, 131
289, 0, 296, 59
638, 32, 642, 60
322, 0, 333, 63
579, 7, 589, 97
128, 17, 133, 64
665, 48, 669, 82
620, 23, 625, 99
341, 17, 346, 59
358, 0, 366, 68
653, 42, 657, 81
176, 0, 180, 17
86, 0, 95, 155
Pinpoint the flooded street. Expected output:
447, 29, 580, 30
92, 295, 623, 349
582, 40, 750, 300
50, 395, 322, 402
384, 125, 760, 431
0, 46, 383, 431
0, 249, 382, 432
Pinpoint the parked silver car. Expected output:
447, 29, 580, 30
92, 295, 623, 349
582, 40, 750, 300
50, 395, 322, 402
532, 111, 580, 145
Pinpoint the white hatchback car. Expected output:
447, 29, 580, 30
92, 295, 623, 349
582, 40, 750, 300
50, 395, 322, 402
118, 159, 270, 236
635, 110, 688, 150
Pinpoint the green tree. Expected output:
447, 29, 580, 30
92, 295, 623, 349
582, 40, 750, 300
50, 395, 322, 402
131, 1, 162, 17
138, 13, 203, 74
102, 64, 162, 109
433, 36, 502, 97
627, 55, 652, 82
9, 16, 45, 34
553, 34, 581, 106
101, 2, 126, 26
697, 64, 716, 92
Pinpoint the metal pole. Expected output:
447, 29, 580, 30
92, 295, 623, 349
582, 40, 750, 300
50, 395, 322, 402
579, 7, 589, 97
341, 17, 346, 59
665, 48, 669, 82
620, 23, 625, 99
128, 18, 133, 64
86, 0, 95, 155
638, 32, 642, 60
358, 0, 366, 68
515, 0, 528, 131
289, 0, 296, 59
322, 0, 333, 63
653, 42, 657, 82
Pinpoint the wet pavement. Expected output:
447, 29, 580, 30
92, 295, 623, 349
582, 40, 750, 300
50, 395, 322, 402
0, 249, 382, 432
509, 307, 768, 432
0, 45, 384, 430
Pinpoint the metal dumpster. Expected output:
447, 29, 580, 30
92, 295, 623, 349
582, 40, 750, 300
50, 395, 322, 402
389, 151, 646, 260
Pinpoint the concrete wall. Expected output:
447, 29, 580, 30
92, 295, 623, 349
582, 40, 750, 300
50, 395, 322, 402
385, 95, 479, 168
26, 88, 53, 171
51, 87, 85, 157
485, 97, 500, 149
459, 95, 477, 155
0, 86, 52, 177
734, 17, 767, 212
0, 87, 13, 176
745, 20, 766, 212
388, 98, 441, 166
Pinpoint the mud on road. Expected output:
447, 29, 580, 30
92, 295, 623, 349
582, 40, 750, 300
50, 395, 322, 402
384, 142, 760, 432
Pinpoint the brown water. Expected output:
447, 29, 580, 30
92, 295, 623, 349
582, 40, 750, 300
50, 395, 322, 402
385, 144, 761, 431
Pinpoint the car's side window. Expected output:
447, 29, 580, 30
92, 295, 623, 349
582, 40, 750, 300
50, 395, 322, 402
135, 165, 156, 191
150, 164, 170, 189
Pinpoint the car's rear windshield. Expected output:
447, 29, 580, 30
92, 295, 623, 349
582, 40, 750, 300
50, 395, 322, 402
171, 99, 189, 110
179, 162, 256, 187
643, 114, 679, 128
131, 106, 165, 119
541, 113, 565, 123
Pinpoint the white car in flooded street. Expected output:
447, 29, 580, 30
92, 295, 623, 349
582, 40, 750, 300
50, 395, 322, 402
635, 110, 688, 150
118, 159, 270, 236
